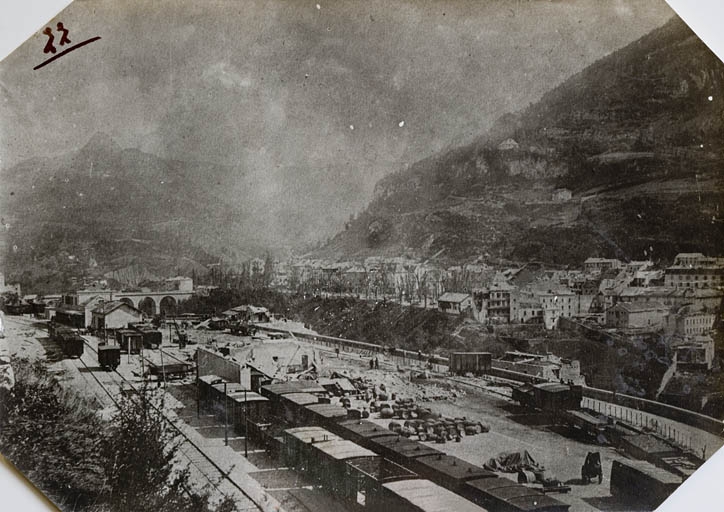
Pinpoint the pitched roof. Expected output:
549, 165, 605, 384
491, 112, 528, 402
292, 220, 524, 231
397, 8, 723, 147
92, 300, 141, 315
438, 292, 471, 303
610, 301, 668, 313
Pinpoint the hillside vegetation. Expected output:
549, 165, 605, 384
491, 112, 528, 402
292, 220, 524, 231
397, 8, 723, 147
320, 17, 724, 265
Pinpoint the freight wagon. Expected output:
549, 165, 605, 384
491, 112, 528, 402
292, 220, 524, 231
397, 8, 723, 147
49, 322, 84, 358
115, 329, 143, 354
283, 426, 489, 512
609, 459, 682, 510
560, 409, 608, 439
462, 476, 570, 512
449, 352, 492, 376
131, 325, 163, 349
208, 379, 569, 512
147, 360, 192, 380
512, 383, 582, 416
380, 479, 490, 512
97, 343, 120, 370
198, 375, 275, 447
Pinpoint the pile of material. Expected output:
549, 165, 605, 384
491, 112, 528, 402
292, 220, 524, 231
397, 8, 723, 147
386, 413, 489, 443
336, 369, 464, 402
484, 450, 543, 474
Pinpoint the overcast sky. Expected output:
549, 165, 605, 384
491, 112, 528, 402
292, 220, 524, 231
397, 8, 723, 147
0, 0, 675, 244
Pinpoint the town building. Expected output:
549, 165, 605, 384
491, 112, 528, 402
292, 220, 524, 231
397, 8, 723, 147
437, 292, 473, 315
673, 336, 715, 371
584, 258, 622, 273
631, 270, 665, 287
515, 302, 544, 324
605, 302, 669, 330
90, 301, 143, 331
618, 286, 723, 312
551, 188, 572, 202
223, 304, 271, 323
497, 138, 519, 151
485, 281, 517, 323
493, 351, 585, 385
0, 273, 21, 296
665, 307, 716, 337
664, 264, 724, 289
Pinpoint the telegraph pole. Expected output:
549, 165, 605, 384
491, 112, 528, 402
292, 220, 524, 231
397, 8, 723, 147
159, 340, 166, 389
244, 388, 248, 458
224, 382, 228, 446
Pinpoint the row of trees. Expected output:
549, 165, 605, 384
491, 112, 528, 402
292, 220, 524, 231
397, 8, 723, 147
287, 265, 488, 306
0, 359, 236, 512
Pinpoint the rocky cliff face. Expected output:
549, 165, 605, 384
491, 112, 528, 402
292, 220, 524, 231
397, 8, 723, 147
320, 17, 724, 265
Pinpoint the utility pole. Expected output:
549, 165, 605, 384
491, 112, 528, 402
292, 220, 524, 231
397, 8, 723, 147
196, 354, 200, 418
140, 337, 145, 381
244, 388, 248, 458
159, 339, 166, 389
224, 382, 228, 446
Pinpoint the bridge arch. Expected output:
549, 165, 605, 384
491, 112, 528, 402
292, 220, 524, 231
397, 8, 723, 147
139, 297, 157, 317
160, 296, 177, 317
119, 297, 134, 307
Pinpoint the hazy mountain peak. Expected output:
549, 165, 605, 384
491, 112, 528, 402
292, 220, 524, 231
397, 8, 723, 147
81, 132, 122, 154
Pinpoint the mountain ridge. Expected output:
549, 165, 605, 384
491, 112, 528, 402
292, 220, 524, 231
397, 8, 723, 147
317, 17, 724, 265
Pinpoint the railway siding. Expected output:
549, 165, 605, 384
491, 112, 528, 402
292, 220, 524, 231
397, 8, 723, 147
76, 334, 285, 512
254, 325, 724, 440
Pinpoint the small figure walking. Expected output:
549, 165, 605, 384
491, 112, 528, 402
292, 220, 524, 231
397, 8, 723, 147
42, 27, 56, 54
57, 22, 71, 46
374, 357, 379, 370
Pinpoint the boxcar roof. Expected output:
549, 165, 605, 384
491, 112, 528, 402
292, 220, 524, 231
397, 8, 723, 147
305, 403, 348, 418
622, 434, 678, 455
614, 459, 682, 484
346, 456, 417, 481
338, 420, 396, 439
213, 382, 247, 394
317, 377, 358, 393
564, 410, 607, 426
370, 435, 442, 458
285, 426, 340, 444
464, 479, 566, 512
416, 454, 496, 481
199, 374, 224, 385
313, 439, 378, 461
465, 477, 517, 491
282, 392, 320, 406
262, 381, 327, 396
384, 479, 489, 512
117, 329, 142, 336
534, 383, 571, 393
228, 391, 268, 403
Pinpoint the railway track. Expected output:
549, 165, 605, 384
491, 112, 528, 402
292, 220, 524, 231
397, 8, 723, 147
75, 336, 260, 511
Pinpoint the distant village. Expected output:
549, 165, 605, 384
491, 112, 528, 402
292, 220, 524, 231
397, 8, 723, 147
3, 251, 722, 375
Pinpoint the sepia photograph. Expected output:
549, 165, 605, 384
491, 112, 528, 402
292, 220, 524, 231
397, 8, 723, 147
1, 1, 723, 510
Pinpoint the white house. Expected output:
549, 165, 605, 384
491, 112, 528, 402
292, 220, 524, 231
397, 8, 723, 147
437, 292, 473, 315
91, 301, 143, 330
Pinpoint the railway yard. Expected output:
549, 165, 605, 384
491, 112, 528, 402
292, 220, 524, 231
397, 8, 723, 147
3, 313, 723, 512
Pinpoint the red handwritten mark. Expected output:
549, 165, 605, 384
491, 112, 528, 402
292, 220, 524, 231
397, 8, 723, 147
34, 36, 101, 70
